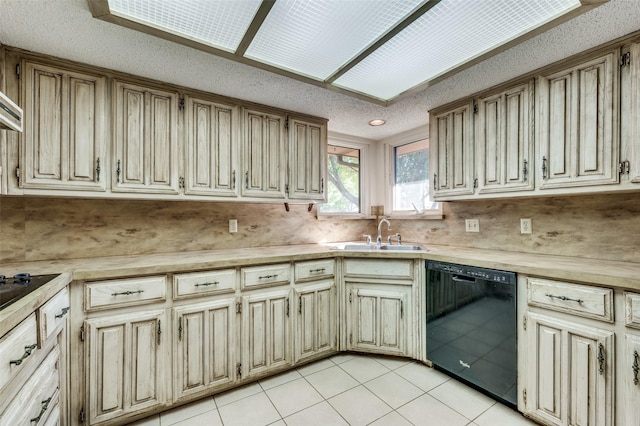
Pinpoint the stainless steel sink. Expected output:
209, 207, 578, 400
338, 244, 426, 252
379, 244, 426, 251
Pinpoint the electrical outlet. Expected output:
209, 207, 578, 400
229, 219, 238, 233
465, 219, 479, 233
520, 218, 532, 234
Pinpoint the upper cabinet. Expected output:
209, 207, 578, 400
184, 94, 238, 198
241, 108, 287, 199
287, 116, 327, 201
112, 80, 180, 194
536, 51, 619, 190
430, 100, 475, 198
20, 60, 107, 192
621, 42, 640, 186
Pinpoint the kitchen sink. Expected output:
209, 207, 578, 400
338, 244, 427, 252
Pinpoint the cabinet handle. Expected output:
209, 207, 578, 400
157, 319, 162, 345
633, 350, 639, 385
245, 171, 249, 189
433, 173, 438, 191
178, 316, 183, 341
541, 156, 547, 179
309, 268, 326, 274
286, 298, 290, 317
400, 300, 404, 319
321, 178, 324, 193
598, 343, 605, 375
9, 343, 37, 366
194, 281, 219, 287
232, 170, 236, 190
298, 297, 302, 314
55, 306, 70, 319
259, 274, 278, 280
544, 293, 583, 304
29, 396, 52, 424
116, 159, 121, 183
111, 290, 144, 296
522, 159, 528, 183
96, 157, 101, 182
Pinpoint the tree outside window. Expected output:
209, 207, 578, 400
320, 145, 360, 213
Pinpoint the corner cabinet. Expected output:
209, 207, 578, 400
20, 60, 107, 191
112, 80, 180, 194
287, 116, 327, 201
241, 108, 286, 199
536, 50, 619, 190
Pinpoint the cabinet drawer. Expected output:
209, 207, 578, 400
173, 269, 236, 299
0, 313, 38, 391
344, 259, 414, 280
295, 259, 335, 282
527, 277, 613, 322
85, 276, 167, 311
1, 346, 60, 426
241, 263, 291, 289
624, 291, 640, 329
38, 287, 69, 342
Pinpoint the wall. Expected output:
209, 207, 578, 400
1, 192, 638, 264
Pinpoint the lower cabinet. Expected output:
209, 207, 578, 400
346, 283, 410, 357
294, 280, 336, 363
523, 312, 614, 426
172, 298, 237, 401
623, 333, 640, 424
84, 310, 168, 425
241, 289, 292, 379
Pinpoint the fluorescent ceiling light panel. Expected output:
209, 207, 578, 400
334, 0, 581, 100
108, 0, 262, 52
244, 0, 425, 80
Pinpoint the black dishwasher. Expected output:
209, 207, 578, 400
426, 260, 517, 407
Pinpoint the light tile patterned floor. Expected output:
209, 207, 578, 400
130, 354, 539, 426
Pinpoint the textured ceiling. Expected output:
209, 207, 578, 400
1, 0, 640, 141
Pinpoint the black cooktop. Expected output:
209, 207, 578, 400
0, 273, 60, 311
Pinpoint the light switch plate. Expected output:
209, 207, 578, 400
465, 219, 479, 233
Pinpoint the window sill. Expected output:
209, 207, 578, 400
386, 211, 444, 220
316, 213, 377, 221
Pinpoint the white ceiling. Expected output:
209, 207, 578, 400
1, 0, 640, 140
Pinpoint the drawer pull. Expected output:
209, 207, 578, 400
309, 268, 326, 273
633, 350, 639, 386
30, 396, 52, 424
194, 281, 219, 287
598, 343, 605, 375
10, 343, 37, 366
55, 307, 70, 319
111, 290, 144, 297
545, 293, 583, 304
259, 274, 278, 280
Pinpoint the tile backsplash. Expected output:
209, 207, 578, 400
1, 192, 638, 264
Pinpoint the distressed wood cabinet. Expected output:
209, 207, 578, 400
536, 50, 619, 190
476, 80, 534, 194
620, 42, 640, 186
20, 60, 107, 191
241, 108, 286, 199
287, 116, 327, 201
184, 94, 238, 197
112, 80, 179, 194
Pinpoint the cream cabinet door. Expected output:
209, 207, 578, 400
85, 310, 167, 425
477, 81, 534, 194
173, 298, 237, 400
287, 116, 327, 201
185, 96, 238, 197
623, 333, 640, 425
294, 280, 336, 363
621, 42, 640, 185
241, 108, 286, 199
524, 312, 613, 426
21, 60, 107, 191
430, 101, 475, 199
346, 284, 409, 357
113, 80, 179, 194
241, 289, 292, 378
537, 51, 619, 190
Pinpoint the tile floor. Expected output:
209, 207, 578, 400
130, 354, 539, 426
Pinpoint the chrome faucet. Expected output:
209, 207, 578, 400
377, 218, 391, 247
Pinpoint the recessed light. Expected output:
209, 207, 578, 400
369, 119, 386, 126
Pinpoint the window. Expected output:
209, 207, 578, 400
320, 144, 361, 214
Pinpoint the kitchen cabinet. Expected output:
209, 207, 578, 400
536, 50, 619, 190
113, 80, 179, 194
20, 60, 107, 192
84, 309, 167, 425
173, 297, 237, 401
430, 100, 475, 198
184, 94, 239, 197
620, 42, 640, 185
287, 116, 327, 201
343, 258, 414, 357
241, 107, 286, 199
241, 288, 292, 379
476, 81, 534, 194
622, 292, 640, 425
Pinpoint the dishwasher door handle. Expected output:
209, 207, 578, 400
452, 275, 477, 284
